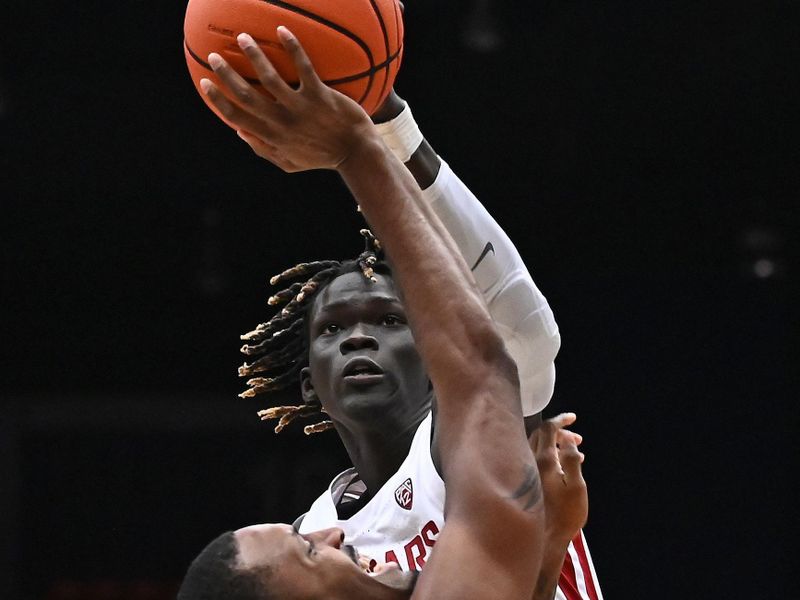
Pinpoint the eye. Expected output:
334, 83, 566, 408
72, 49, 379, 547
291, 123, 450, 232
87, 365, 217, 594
381, 314, 405, 327
321, 323, 340, 335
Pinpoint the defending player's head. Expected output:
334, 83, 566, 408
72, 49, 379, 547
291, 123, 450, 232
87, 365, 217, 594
177, 524, 415, 600
176, 530, 268, 600
239, 230, 433, 436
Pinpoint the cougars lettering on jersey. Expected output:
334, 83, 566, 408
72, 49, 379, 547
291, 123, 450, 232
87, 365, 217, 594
299, 412, 603, 598
299, 413, 444, 571
383, 519, 439, 570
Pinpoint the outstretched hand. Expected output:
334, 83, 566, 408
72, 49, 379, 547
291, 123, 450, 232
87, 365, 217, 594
529, 413, 588, 545
200, 27, 375, 172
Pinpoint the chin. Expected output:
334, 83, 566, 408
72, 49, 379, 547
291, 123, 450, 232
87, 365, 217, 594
338, 389, 398, 421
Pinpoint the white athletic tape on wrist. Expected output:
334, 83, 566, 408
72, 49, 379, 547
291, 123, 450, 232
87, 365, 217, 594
374, 103, 424, 163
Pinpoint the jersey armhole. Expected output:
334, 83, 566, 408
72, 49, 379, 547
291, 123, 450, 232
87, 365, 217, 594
291, 512, 306, 532
430, 400, 444, 480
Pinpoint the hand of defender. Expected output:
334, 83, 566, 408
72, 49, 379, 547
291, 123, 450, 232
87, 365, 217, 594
529, 413, 588, 546
200, 27, 374, 172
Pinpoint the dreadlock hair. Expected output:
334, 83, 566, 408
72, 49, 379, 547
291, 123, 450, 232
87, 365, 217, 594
239, 229, 386, 436
177, 531, 274, 600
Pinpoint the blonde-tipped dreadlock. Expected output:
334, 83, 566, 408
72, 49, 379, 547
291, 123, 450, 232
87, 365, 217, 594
240, 230, 384, 435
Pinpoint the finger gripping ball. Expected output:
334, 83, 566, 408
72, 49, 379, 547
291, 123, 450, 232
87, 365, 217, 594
183, 0, 404, 121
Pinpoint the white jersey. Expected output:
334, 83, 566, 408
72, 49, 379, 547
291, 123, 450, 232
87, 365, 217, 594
299, 412, 444, 570
300, 412, 603, 599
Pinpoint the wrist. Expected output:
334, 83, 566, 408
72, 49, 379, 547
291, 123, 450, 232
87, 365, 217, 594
331, 110, 381, 168
373, 102, 424, 163
544, 526, 575, 555
337, 130, 390, 177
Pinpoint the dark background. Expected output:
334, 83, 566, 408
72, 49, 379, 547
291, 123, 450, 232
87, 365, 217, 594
2, 1, 796, 598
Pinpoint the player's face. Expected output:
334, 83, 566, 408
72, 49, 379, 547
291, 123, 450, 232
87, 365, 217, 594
305, 271, 432, 432
235, 523, 413, 599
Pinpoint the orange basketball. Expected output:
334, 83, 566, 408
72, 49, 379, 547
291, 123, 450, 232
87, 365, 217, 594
183, 0, 404, 123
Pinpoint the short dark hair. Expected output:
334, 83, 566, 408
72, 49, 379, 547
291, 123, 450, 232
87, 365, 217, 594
177, 531, 272, 600
238, 229, 388, 435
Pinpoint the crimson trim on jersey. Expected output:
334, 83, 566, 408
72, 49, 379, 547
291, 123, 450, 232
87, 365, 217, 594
573, 533, 600, 600
559, 552, 584, 600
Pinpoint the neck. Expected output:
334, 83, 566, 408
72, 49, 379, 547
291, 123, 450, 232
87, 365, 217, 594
334, 405, 430, 494
350, 574, 412, 600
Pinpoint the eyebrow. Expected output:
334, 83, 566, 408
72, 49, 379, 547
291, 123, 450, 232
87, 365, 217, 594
314, 295, 403, 316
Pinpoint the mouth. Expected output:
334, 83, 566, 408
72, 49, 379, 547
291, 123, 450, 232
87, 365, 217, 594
342, 357, 385, 386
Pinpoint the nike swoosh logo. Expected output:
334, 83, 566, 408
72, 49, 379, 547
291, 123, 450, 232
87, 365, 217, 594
470, 242, 495, 271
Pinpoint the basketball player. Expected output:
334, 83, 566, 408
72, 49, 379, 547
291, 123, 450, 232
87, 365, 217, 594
280, 90, 602, 600
235, 59, 600, 600
179, 27, 588, 598
188, 27, 598, 599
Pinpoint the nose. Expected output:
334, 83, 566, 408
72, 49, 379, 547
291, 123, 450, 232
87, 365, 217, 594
339, 325, 379, 354
306, 527, 345, 549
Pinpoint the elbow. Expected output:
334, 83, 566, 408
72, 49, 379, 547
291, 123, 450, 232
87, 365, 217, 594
470, 320, 521, 390
541, 328, 561, 366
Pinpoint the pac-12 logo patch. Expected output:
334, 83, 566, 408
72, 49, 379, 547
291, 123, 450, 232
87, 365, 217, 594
394, 478, 413, 510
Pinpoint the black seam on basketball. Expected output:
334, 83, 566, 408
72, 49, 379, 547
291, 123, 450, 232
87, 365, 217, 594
185, 39, 401, 88
324, 46, 401, 85
261, 0, 376, 105
367, 0, 392, 104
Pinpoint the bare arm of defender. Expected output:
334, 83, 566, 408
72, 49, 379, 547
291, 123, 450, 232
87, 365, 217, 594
200, 28, 545, 600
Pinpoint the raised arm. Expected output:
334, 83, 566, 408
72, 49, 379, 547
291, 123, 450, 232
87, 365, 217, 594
200, 28, 545, 599
373, 92, 561, 422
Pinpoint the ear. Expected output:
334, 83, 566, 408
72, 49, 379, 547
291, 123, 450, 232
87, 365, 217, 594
300, 367, 319, 404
